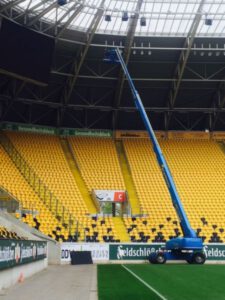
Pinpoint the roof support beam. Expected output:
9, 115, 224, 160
28, 2, 58, 27
52, 71, 225, 83
2, 95, 225, 114
56, 4, 84, 39
13, 1, 48, 21
165, 0, 205, 131
0, 0, 25, 13
42, 3, 80, 34
112, 0, 143, 130
168, 0, 205, 109
212, 83, 225, 130
60, 0, 105, 107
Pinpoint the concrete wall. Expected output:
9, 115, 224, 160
0, 259, 48, 291
0, 210, 36, 240
0, 210, 61, 264
48, 241, 61, 265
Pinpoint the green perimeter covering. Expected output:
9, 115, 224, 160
98, 264, 225, 300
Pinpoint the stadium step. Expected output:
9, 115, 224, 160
60, 138, 97, 214
113, 217, 130, 242
115, 141, 141, 215
0, 132, 81, 239
219, 141, 225, 155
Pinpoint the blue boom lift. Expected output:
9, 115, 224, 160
104, 48, 206, 264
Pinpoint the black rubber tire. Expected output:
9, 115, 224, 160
155, 252, 167, 264
150, 259, 156, 264
192, 252, 206, 264
186, 259, 192, 264
148, 253, 156, 264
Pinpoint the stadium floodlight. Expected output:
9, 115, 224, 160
122, 12, 128, 21
140, 17, 146, 26
57, 0, 67, 6
205, 18, 212, 26
105, 15, 111, 22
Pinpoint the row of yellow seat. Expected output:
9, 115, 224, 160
0, 226, 25, 240
7, 132, 88, 218
123, 139, 225, 242
0, 142, 85, 241
1, 132, 225, 243
0, 145, 62, 237
7, 132, 121, 241
69, 137, 125, 192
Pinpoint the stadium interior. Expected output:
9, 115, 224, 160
1, 0, 225, 298
0, 131, 225, 244
0, 0, 225, 246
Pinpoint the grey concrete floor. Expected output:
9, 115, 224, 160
0, 265, 98, 300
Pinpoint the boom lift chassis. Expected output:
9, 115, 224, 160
104, 48, 206, 264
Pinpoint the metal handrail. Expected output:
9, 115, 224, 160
0, 131, 85, 241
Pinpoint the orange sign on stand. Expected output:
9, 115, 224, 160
114, 191, 126, 202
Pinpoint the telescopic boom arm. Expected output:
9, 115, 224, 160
105, 48, 196, 239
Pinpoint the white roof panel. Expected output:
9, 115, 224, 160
2, 0, 225, 37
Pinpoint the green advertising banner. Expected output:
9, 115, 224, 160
109, 243, 225, 261
1, 122, 56, 135
59, 128, 112, 137
1, 122, 113, 137
110, 244, 163, 260
0, 240, 47, 270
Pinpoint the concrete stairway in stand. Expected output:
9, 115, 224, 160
116, 140, 141, 215
113, 217, 130, 242
60, 138, 97, 215
219, 141, 225, 155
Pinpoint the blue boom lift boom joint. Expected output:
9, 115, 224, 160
104, 48, 205, 264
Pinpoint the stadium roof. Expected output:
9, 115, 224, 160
1, 0, 225, 37
0, 0, 225, 131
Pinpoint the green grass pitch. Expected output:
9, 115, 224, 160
98, 264, 225, 300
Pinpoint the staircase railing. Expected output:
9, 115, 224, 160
0, 131, 85, 240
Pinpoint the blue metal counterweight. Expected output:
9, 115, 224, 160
104, 48, 205, 263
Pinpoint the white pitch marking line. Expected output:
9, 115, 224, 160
122, 264, 168, 300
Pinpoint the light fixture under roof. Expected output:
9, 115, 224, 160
140, 17, 146, 27
105, 15, 111, 22
205, 18, 213, 26
122, 12, 128, 21
57, 0, 67, 6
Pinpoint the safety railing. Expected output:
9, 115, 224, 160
0, 131, 85, 240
